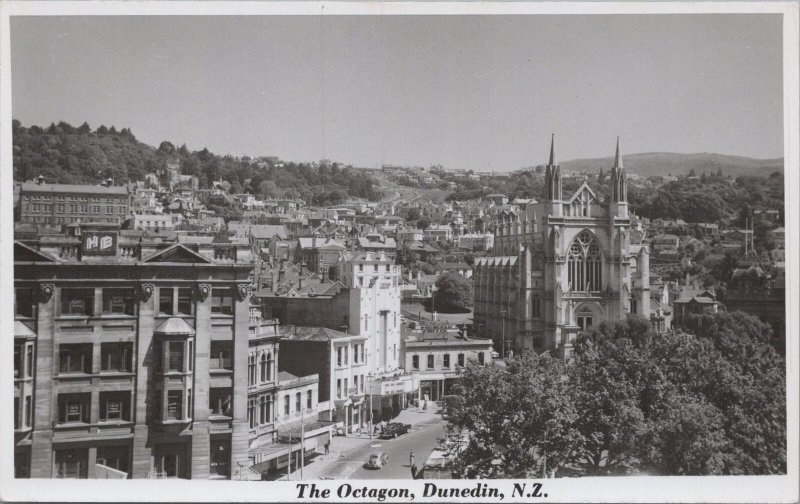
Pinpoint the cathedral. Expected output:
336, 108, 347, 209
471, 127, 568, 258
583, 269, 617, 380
473, 136, 650, 359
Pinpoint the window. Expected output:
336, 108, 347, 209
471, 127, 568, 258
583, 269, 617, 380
167, 342, 184, 372
532, 297, 541, 318
14, 398, 19, 429
14, 345, 21, 379
25, 396, 32, 427
15, 288, 33, 318
284, 395, 290, 415
344, 346, 349, 365
457, 353, 465, 367
567, 230, 603, 292
210, 440, 231, 478
58, 393, 90, 424
412, 355, 419, 370
337, 378, 342, 398
360, 374, 364, 393
361, 345, 365, 363
159, 288, 174, 315
295, 393, 301, 412
187, 388, 193, 418
211, 288, 233, 315
61, 288, 94, 316
106, 205, 113, 214
209, 388, 232, 417
59, 344, 92, 374
177, 288, 193, 315
101, 342, 132, 372
478, 352, 485, 365
166, 390, 183, 420
55, 449, 87, 479
344, 378, 349, 395
353, 375, 358, 395
337, 347, 343, 367
248, 354, 257, 386
306, 390, 312, 409
427, 354, 434, 369
259, 395, 272, 425
97, 446, 129, 475
210, 341, 232, 370
99, 392, 130, 422
443, 354, 450, 369
154, 447, 183, 479
188, 340, 193, 372
248, 398, 257, 429
26, 345, 34, 378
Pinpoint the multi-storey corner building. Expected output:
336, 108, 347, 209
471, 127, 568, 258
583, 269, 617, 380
473, 137, 650, 359
19, 178, 131, 226
13, 232, 253, 480
259, 252, 418, 427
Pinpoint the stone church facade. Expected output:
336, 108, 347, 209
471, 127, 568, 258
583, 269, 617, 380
473, 136, 650, 359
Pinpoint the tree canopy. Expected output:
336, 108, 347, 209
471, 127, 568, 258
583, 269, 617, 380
432, 273, 473, 313
447, 312, 785, 477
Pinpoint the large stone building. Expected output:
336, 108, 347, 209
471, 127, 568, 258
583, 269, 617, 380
14, 232, 253, 479
473, 137, 650, 359
19, 178, 131, 226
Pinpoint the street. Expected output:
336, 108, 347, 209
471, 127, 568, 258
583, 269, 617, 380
316, 418, 446, 480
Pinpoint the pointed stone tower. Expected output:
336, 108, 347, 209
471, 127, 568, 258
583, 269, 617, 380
544, 134, 563, 217
610, 137, 629, 219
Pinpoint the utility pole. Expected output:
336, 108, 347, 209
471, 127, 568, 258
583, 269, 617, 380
300, 407, 305, 480
500, 310, 507, 359
287, 426, 292, 481
368, 373, 374, 440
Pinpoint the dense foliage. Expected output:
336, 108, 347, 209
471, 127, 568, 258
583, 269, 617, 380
447, 312, 785, 477
432, 273, 473, 313
12, 120, 381, 205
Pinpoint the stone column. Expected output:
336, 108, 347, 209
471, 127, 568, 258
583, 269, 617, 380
230, 283, 252, 476
131, 283, 155, 479
191, 283, 212, 479
30, 283, 56, 478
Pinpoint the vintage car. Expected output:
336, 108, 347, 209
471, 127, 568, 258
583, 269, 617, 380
379, 422, 412, 439
365, 452, 389, 469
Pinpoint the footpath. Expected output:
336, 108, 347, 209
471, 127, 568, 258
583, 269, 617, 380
279, 407, 443, 481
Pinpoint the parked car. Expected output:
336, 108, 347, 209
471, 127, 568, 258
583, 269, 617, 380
380, 422, 412, 439
365, 452, 389, 469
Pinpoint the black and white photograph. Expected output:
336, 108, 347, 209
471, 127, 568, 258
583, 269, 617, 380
1, 2, 798, 502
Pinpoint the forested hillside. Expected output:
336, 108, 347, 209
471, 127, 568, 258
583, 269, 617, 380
12, 120, 381, 206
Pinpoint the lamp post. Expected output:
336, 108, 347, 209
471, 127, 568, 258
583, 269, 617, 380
500, 310, 507, 359
368, 372, 373, 440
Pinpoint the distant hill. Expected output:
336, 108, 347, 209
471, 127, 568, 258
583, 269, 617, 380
12, 120, 381, 206
559, 152, 783, 178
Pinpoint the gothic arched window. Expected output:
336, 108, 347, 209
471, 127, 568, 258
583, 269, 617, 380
567, 230, 603, 292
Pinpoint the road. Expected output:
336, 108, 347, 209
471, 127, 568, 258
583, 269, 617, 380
318, 418, 446, 479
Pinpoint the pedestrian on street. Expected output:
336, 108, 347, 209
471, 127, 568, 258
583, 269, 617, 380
324, 441, 330, 455
409, 451, 416, 467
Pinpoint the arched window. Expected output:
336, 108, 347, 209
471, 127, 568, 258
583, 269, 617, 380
567, 230, 603, 292
260, 353, 268, 382
267, 353, 274, 381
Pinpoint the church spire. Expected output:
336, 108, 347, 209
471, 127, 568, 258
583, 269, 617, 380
611, 136, 627, 203
545, 133, 562, 202
614, 136, 623, 170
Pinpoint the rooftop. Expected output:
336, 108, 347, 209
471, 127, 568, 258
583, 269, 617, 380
21, 182, 129, 195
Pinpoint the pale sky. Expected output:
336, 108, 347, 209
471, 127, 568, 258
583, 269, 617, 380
11, 14, 784, 170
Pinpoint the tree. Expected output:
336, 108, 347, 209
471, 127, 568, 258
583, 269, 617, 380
432, 273, 473, 313
447, 353, 580, 478
406, 207, 422, 222
448, 315, 786, 477
417, 217, 431, 231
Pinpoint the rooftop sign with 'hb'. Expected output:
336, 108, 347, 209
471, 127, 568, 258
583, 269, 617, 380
82, 231, 118, 256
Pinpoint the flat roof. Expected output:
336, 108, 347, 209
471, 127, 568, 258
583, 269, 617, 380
21, 183, 128, 195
